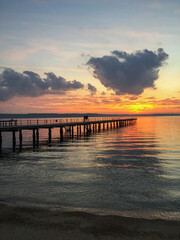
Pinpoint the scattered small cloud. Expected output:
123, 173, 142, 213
128, 96, 139, 100
87, 48, 168, 95
145, 96, 156, 100
0, 68, 84, 101
87, 83, 97, 96
158, 98, 180, 105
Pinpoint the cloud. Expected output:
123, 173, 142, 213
87, 48, 168, 95
101, 91, 106, 95
158, 98, 180, 105
145, 96, 156, 100
0, 68, 84, 101
128, 96, 139, 100
87, 83, 97, 96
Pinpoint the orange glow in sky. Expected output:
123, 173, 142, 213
0, 92, 179, 114
0, 0, 180, 115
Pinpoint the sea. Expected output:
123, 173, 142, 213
0, 116, 180, 220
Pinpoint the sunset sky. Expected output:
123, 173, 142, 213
0, 0, 180, 114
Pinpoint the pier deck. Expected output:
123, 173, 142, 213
0, 117, 137, 151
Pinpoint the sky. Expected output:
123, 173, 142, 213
0, 0, 180, 114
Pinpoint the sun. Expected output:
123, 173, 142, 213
128, 103, 154, 113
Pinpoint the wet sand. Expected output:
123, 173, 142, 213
0, 204, 179, 240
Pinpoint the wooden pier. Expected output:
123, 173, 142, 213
0, 117, 137, 151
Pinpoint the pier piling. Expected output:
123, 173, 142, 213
12, 131, 16, 152
0, 131, 2, 151
33, 129, 36, 148
19, 129, 22, 150
79, 125, 81, 135
72, 126, 74, 138
48, 128, 52, 143
60, 127, 63, 141
36, 128, 39, 147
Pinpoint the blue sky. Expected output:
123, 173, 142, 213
0, 0, 180, 113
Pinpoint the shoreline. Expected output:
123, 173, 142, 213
0, 203, 179, 240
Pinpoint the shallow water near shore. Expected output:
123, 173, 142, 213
0, 116, 180, 220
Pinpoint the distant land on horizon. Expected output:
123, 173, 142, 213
0, 113, 179, 119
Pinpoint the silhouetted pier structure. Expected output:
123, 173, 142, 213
0, 117, 137, 151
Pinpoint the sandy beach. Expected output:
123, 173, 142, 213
0, 203, 179, 240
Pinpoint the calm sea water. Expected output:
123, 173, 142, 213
0, 116, 180, 220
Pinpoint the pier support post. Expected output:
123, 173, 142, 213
0, 131, 2, 151
93, 124, 95, 133
86, 125, 88, 135
19, 129, 22, 150
98, 123, 101, 132
84, 124, 86, 136
76, 125, 79, 137
33, 129, 36, 148
48, 128, 52, 143
60, 127, 63, 141
120, 121, 122, 127
12, 131, 16, 151
80, 125, 81, 136
71, 126, 74, 138
36, 128, 39, 147
107, 122, 109, 129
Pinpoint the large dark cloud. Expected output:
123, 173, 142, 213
87, 48, 168, 95
0, 68, 84, 101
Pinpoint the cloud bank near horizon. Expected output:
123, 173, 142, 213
0, 68, 84, 101
87, 48, 168, 95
